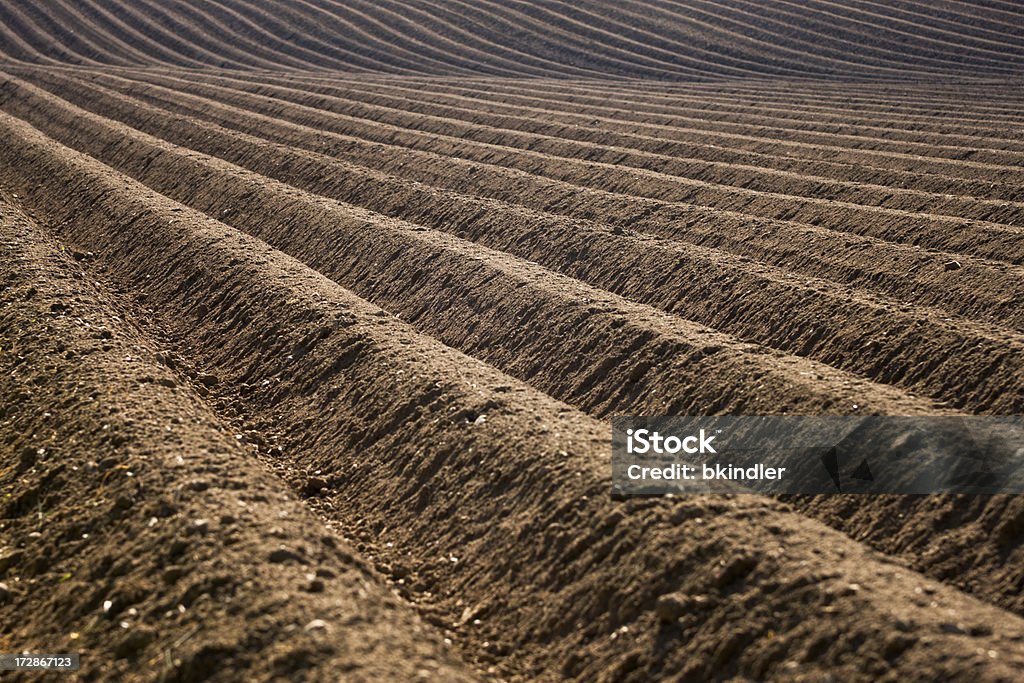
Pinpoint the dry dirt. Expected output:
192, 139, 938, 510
0, 1, 1023, 681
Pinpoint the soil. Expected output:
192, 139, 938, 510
0, 198, 477, 682
0, 1, 1023, 681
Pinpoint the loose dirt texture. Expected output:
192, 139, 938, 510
0, 197, 478, 682
0, 1, 1023, 681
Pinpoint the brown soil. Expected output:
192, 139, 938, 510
1, 0, 1023, 79
0, 2, 1023, 681
0, 197, 477, 682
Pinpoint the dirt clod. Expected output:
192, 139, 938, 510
654, 593, 690, 622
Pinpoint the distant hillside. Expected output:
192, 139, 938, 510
0, 0, 1021, 79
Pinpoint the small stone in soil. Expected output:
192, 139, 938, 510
654, 593, 690, 622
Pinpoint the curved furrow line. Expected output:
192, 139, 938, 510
842, 0, 1024, 42
739, 4, 1023, 70
3, 0, 1022, 79
300, 0, 588, 79
57, 67, 1024, 328
25, 0, 160, 67
366, 73, 1024, 125
106, 0, 287, 71
42, 67, 1024, 267
18, 67, 1024, 334
204, 0, 431, 73
274, 73, 1024, 148
7, 77, 1024, 623
68, 0, 213, 69
301, 75, 1024, 177
511, 76, 1024, 117
28, 66, 1024, 334
426, 0, 715, 79
260, 0, 514, 78
697, 0, 1024, 70
0, 197, 484, 683
0, 4, 65, 65
0, 1, 103, 66
132, 0, 335, 70
385, 0, 720, 78
195, 72, 1024, 212
141, 0, 368, 73
393, 0, 702, 78
3, 2, 1024, 676
7, 109, 1024, 680
361, 0, 615, 78
274, 80, 1024, 209
944, 0, 1024, 24
87, 0, 255, 70
16, 1, 139, 67
99, 70, 1024, 249
143, 0, 343, 71
571, 0, 966, 78
338, 75, 1024, 161
696, 1, 1024, 74
390, 0, 706, 80
403, 75, 1024, 143
459, 0, 793, 79
318, 71, 1024, 129
17, 88, 943, 417
312, 0, 604, 78
458, 0, 851, 79
7, 71, 1023, 418
906, 0, 1024, 32
644, 0, 1024, 74
58, 0, 253, 72
774, 0, 1024, 55
253, 75, 1024, 202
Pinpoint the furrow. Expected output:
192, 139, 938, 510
450, 0, 821, 78
409, 0, 718, 79
182, 71, 1024, 213
0, 0, 100, 67
180, 66, 1024, 169
301, 80, 1022, 202
8, 74, 1024, 614
131, 0, 340, 71
35, 67, 1024, 270
100, 70, 1024, 250
378, 74, 1024, 121
324, 74, 1024, 148
6, 72, 1024, 417
5, 102, 1024, 683
645, 0, 1023, 73
23, 0, 156, 67
84, 0, 258, 70
423, 75, 1024, 133
300, 0, 575, 78
0, 72, 941, 417
385, 0, 705, 78
4, 0, 1023, 79
0, 195, 480, 683
761, 0, 1024, 55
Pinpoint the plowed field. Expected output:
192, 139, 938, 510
1, 1, 1022, 681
